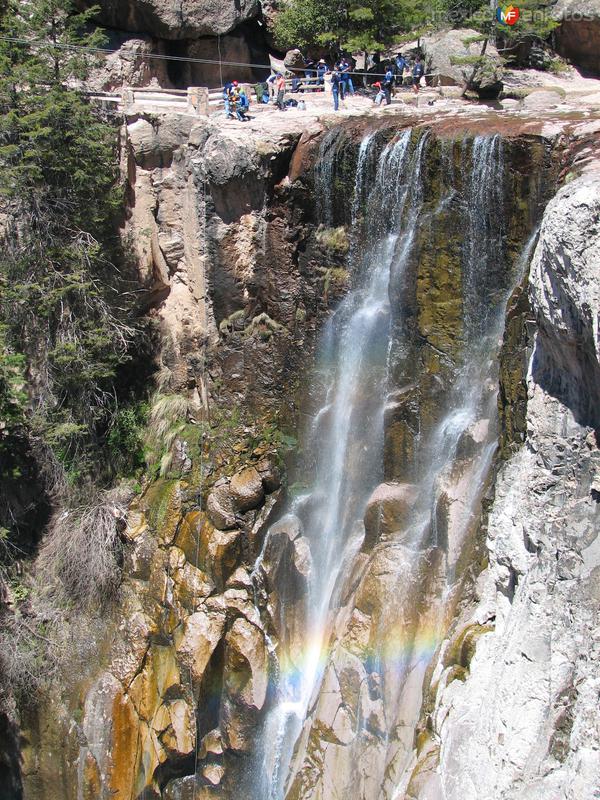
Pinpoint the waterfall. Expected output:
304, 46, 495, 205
253, 129, 433, 800
250, 129, 540, 800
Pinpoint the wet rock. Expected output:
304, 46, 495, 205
163, 776, 215, 800
172, 560, 214, 610
128, 644, 182, 721
455, 418, 490, 461
203, 763, 225, 785
159, 700, 195, 757
81, 673, 139, 800
262, 515, 312, 596
177, 509, 242, 587
175, 607, 226, 684
229, 466, 265, 512
255, 456, 282, 493
224, 617, 268, 710
221, 618, 268, 751
198, 728, 224, 759
144, 479, 184, 544
363, 482, 419, 550
225, 566, 253, 590
206, 486, 238, 530
421, 28, 503, 97
126, 527, 157, 580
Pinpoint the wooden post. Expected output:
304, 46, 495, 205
121, 87, 135, 110
187, 86, 209, 115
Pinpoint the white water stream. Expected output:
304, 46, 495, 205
250, 129, 539, 800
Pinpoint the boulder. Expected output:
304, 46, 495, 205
255, 456, 282, 492
552, 0, 600, 76
221, 618, 269, 752
421, 28, 503, 97
80, 0, 261, 39
522, 89, 564, 109
230, 466, 265, 511
86, 33, 173, 92
175, 607, 226, 684
284, 48, 306, 69
206, 485, 238, 529
363, 482, 419, 550
224, 617, 268, 710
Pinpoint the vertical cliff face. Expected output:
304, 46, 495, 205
13, 110, 600, 800
409, 165, 600, 800
281, 125, 555, 800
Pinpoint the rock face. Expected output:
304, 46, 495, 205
421, 28, 503, 96
552, 0, 600, 76
402, 168, 600, 799
13, 105, 600, 800
82, 0, 260, 38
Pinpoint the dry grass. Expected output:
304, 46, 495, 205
0, 486, 133, 707
316, 225, 350, 255
145, 392, 195, 475
36, 485, 132, 609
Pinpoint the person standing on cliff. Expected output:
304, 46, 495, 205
266, 72, 277, 101
382, 66, 394, 105
395, 52, 407, 87
340, 57, 354, 96
412, 55, 424, 94
317, 59, 328, 87
331, 68, 342, 111
275, 73, 286, 110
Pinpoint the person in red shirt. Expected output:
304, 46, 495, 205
275, 73, 286, 111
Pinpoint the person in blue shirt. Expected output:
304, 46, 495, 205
234, 88, 250, 121
316, 59, 328, 86
395, 52, 406, 87
331, 68, 342, 110
412, 55, 424, 94
340, 57, 354, 96
383, 66, 394, 104
222, 81, 234, 118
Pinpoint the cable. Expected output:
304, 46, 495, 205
0, 34, 422, 80
217, 34, 223, 88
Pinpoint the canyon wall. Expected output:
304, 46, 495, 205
16, 109, 600, 800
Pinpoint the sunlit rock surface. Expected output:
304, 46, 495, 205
14, 99, 600, 800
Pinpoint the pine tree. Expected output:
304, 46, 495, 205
0, 0, 140, 534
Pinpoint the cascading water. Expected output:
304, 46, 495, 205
249, 128, 542, 800
252, 129, 433, 800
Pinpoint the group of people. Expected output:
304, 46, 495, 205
222, 50, 427, 120
372, 54, 425, 107
222, 80, 251, 121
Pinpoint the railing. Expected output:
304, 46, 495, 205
89, 71, 429, 116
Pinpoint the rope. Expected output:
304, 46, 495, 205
186, 167, 210, 800
217, 34, 223, 89
0, 34, 425, 80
